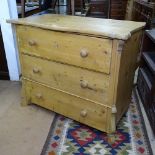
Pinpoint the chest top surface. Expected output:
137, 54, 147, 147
9, 14, 145, 40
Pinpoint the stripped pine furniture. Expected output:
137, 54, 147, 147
9, 15, 145, 133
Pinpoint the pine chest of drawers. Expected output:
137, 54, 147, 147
9, 15, 145, 133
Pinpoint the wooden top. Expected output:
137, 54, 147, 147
8, 14, 145, 40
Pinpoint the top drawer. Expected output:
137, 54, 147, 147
16, 25, 112, 74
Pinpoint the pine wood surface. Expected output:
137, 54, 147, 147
114, 31, 142, 123
23, 79, 110, 132
9, 14, 145, 40
21, 54, 110, 106
10, 15, 144, 133
16, 25, 112, 74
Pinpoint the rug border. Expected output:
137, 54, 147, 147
41, 88, 153, 155
133, 87, 153, 155
40, 113, 58, 155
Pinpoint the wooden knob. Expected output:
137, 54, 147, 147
80, 80, 88, 88
102, 109, 105, 114
33, 68, 40, 73
36, 93, 42, 99
80, 49, 88, 58
28, 40, 36, 46
80, 110, 87, 117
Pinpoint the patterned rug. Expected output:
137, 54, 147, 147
41, 93, 153, 155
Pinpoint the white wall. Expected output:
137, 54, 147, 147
0, 0, 20, 81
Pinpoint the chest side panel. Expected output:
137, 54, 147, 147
115, 31, 142, 122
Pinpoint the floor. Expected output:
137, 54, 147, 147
0, 80, 155, 155
0, 80, 55, 155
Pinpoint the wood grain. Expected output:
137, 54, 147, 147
11, 14, 144, 133
9, 14, 145, 40
17, 25, 112, 74
115, 31, 142, 122
21, 54, 110, 105
24, 79, 110, 132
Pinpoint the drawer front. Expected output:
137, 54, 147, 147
137, 68, 151, 106
22, 54, 110, 105
17, 25, 112, 74
24, 79, 110, 132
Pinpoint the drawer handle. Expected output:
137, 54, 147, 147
80, 80, 88, 88
33, 68, 40, 74
80, 110, 87, 117
36, 93, 43, 99
80, 49, 88, 58
28, 40, 36, 46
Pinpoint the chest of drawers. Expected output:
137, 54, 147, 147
9, 15, 145, 133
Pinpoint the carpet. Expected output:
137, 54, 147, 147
41, 93, 153, 155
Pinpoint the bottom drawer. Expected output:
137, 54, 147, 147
23, 79, 112, 132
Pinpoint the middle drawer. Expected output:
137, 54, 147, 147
22, 54, 110, 105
